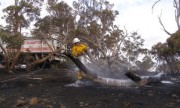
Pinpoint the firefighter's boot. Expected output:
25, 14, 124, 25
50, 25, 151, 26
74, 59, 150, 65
77, 71, 83, 80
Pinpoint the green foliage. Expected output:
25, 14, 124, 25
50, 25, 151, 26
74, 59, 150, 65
136, 55, 154, 71
151, 30, 180, 73
71, 0, 147, 71
2, 0, 41, 32
167, 30, 180, 55
0, 0, 44, 73
0, 29, 23, 61
151, 0, 180, 73
122, 32, 145, 62
2, 33, 24, 49
73, 0, 121, 50
152, 42, 170, 60
34, 16, 52, 34
0, 0, 150, 72
33, 1, 75, 39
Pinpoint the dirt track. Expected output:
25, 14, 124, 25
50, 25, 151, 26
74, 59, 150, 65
0, 68, 180, 108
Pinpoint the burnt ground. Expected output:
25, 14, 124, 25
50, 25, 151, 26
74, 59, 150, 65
0, 68, 180, 108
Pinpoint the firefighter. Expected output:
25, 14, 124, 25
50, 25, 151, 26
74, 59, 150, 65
71, 38, 88, 80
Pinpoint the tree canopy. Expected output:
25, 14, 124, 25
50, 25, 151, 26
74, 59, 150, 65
0, 0, 154, 73
151, 0, 180, 73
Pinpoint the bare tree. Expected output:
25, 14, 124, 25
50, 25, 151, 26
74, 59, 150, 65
152, 0, 180, 35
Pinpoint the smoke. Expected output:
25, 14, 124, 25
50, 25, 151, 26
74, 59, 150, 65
84, 62, 129, 80
65, 54, 168, 87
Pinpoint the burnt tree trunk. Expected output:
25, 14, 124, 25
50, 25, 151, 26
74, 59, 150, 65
64, 52, 165, 87
63, 52, 98, 79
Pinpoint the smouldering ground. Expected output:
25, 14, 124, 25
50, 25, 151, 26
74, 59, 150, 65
0, 68, 180, 108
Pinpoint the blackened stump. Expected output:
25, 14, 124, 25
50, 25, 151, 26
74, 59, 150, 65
125, 71, 142, 82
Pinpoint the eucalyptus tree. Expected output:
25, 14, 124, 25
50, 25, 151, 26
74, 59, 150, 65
151, 0, 180, 73
151, 42, 175, 73
31, 1, 75, 68
3, 0, 42, 33
135, 55, 155, 71
166, 30, 180, 73
0, 0, 43, 73
31, 0, 147, 72
72, 0, 147, 72
152, 30, 180, 73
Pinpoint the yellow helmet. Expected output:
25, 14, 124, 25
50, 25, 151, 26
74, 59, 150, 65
73, 38, 80, 44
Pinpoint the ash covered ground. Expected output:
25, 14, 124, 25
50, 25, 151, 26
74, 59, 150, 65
0, 68, 180, 108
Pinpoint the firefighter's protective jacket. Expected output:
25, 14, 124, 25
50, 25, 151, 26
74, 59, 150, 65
71, 43, 88, 57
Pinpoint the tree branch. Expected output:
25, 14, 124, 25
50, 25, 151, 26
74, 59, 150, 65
158, 12, 172, 35
152, 0, 161, 13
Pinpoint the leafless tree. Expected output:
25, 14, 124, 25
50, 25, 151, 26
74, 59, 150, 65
152, 0, 180, 35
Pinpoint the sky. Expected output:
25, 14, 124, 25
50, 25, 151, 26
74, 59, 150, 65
0, 0, 177, 49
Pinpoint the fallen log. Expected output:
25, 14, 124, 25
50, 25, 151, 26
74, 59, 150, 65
125, 70, 166, 86
64, 52, 165, 87
64, 52, 137, 86
125, 70, 142, 82
125, 71, 149, 86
